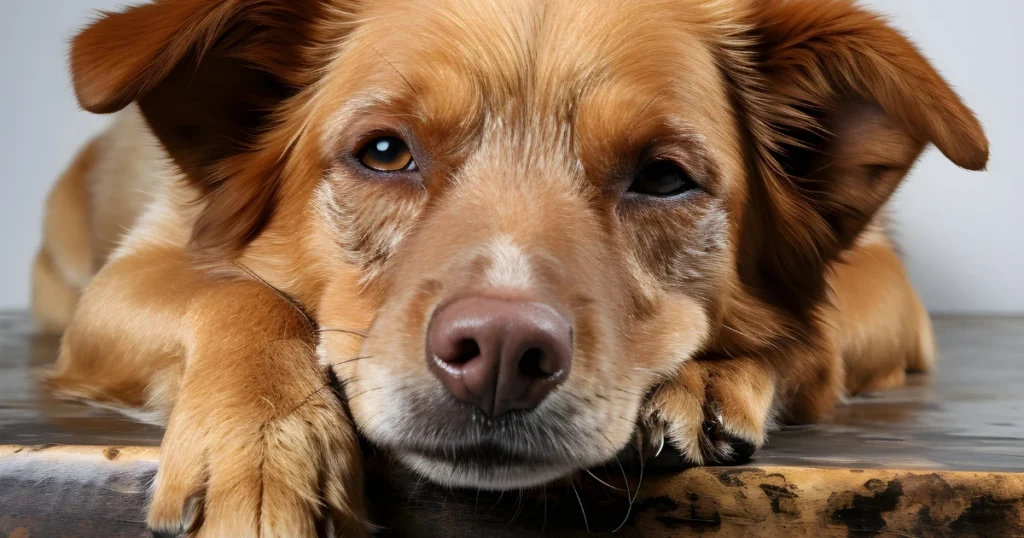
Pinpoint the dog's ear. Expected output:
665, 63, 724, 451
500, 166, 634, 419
70, 0, 346, 257
733, 0, 988, 312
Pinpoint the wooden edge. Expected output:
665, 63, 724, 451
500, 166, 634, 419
630, 465, 1024, 537
0, 444, 159, 463
2, 445, 1022, 537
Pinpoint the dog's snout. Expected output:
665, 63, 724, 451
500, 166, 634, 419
426, 297, 572, 417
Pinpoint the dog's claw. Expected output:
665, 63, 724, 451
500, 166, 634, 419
637, 389, 763, 471
639, 413, 666, 459
701, 403, 757, 465
182, 491, 205, 534
654, 431, 665, 458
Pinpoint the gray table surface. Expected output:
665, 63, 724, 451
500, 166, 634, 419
4, 313, 1023, 471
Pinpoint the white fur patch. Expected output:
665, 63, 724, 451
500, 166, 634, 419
483, 235, 534, 291
316, 339, 330, 367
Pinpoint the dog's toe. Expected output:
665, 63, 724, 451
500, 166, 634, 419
641, 358, 777, 467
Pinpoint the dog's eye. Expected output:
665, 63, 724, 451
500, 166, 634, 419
357, 137, 418, 172
629, 161, 697, 198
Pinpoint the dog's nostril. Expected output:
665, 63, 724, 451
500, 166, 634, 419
518, 348, 548, 378
426, 296, 573, 416
451, 339, 481, 364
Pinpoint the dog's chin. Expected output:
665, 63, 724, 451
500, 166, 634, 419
396, 450, 575, 490
351, 381, 630, 489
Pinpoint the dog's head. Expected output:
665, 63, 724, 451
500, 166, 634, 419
72, 0, 987, 488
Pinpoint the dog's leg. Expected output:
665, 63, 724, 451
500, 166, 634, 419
643, 234, 931, 464
641, 339, 845, 466
31, 139, 98, 333
831, 233, 936, 394
48, 247, 369, 537
31, 249, 82, 335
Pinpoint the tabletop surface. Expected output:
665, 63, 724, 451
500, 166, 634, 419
2, 312, 1022, 471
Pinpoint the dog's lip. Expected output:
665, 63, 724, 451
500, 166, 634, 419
396, 449, 574, 491
402, 440, 563, 467
385, 407, 575, 467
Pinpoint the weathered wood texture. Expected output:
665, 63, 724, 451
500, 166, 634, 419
1, 313, 1022, 537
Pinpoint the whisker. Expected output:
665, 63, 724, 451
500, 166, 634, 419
570, 479, 591, 534
361, 408, 387, 425
612, 455, 634, 533
722, 323, 781, 355
345, 383, 397, 402
584, 469, 626, 492
409, 475, 427, 506
335, 355, 374, 366
486, 490, 506, 515
542, 484, 548, 535
631, 442, 646, 507
507, 489, 524, 526
371, 45, 420, 97
334, 376, 359, 388
598, 431, 620, 454
234, 262, 315, 331
627, 83, 671, 134
317, 328, 369, 338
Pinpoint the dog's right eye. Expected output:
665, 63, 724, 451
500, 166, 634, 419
357, 136, 418, 172
628, 160, 698, 198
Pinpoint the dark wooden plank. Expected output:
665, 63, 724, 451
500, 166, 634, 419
2, 445, 1022, 537
1, 312, 1023, 537
0, 446, 154, 538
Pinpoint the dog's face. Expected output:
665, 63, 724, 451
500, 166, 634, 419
307, 0, 750, 487
72, 0, 987, 489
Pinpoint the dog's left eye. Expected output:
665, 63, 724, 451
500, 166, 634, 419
628, 161, 697, 198
357, 136, 418, 172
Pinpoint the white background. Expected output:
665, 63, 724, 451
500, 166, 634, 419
0, 1, 1021, 313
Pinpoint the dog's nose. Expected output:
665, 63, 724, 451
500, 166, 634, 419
426, 297, 573, 417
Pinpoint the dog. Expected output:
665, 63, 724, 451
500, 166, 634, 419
32, 0, 987, 535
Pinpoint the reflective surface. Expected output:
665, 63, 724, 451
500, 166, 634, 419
1, 312, 1022, 471
762, 316, 1024, 471
0, 313, 164, 447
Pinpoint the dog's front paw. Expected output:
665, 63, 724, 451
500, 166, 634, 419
147, 386, 368, 538
639, 358, 777, 467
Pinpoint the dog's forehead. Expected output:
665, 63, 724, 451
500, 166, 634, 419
341, 0, 724, 118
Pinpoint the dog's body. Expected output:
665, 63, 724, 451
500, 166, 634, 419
33, 0, 985, 535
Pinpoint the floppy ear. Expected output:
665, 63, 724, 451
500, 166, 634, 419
70, 0, 344, 256
732, 0, 989, 313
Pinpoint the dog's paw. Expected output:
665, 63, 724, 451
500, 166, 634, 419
147, 386, 369, 538
638, 358, 777, 467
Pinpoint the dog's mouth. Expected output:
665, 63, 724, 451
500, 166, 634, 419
392, 409, 582, 485
410, 439, 555, 467
361, 394, 618, 489
394, 445, 577, 490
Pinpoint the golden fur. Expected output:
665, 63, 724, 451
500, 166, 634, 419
34, 0, 986, 535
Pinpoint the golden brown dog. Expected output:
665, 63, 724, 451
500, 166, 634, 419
33, 0, 987, 535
